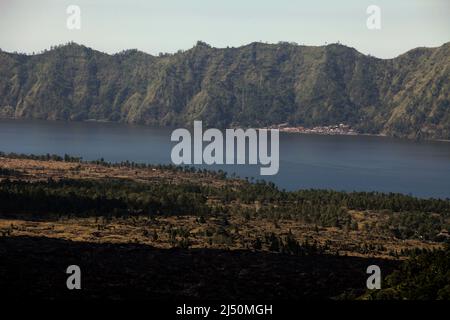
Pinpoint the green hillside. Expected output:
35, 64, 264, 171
0, 41, 449, 139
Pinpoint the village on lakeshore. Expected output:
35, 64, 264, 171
267, 123, 358, 136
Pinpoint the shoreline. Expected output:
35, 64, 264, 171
1, 151, 449, 200
1, 116, 449, 143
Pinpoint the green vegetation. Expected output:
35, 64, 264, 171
0, 178, 211, 217
1, 153, 449, 300
0, 150, 229, 179
1, 41, 449, 139
1, 162, 448, 242
0, 168, 21, 176
366, 245, 450, 300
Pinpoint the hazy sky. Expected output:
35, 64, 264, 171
0, 0, 448, 58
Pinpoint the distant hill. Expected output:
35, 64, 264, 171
0, 41, 449, 139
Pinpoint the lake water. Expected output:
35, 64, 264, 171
1, 119, 450, 199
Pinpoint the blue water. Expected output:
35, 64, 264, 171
1, 119, 450, 198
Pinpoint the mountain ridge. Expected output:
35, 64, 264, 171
0, 41, 449, 139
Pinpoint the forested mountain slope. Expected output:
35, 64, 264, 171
0, 41, 449, 139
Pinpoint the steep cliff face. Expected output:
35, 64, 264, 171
0, 41, 449, 139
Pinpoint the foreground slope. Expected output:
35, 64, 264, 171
0, 153, 449, 299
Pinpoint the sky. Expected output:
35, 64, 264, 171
0, 0, 449, 59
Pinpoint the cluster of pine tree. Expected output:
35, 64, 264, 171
0, 175, 448, 242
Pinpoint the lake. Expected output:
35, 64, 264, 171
1, 119, 450, 199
